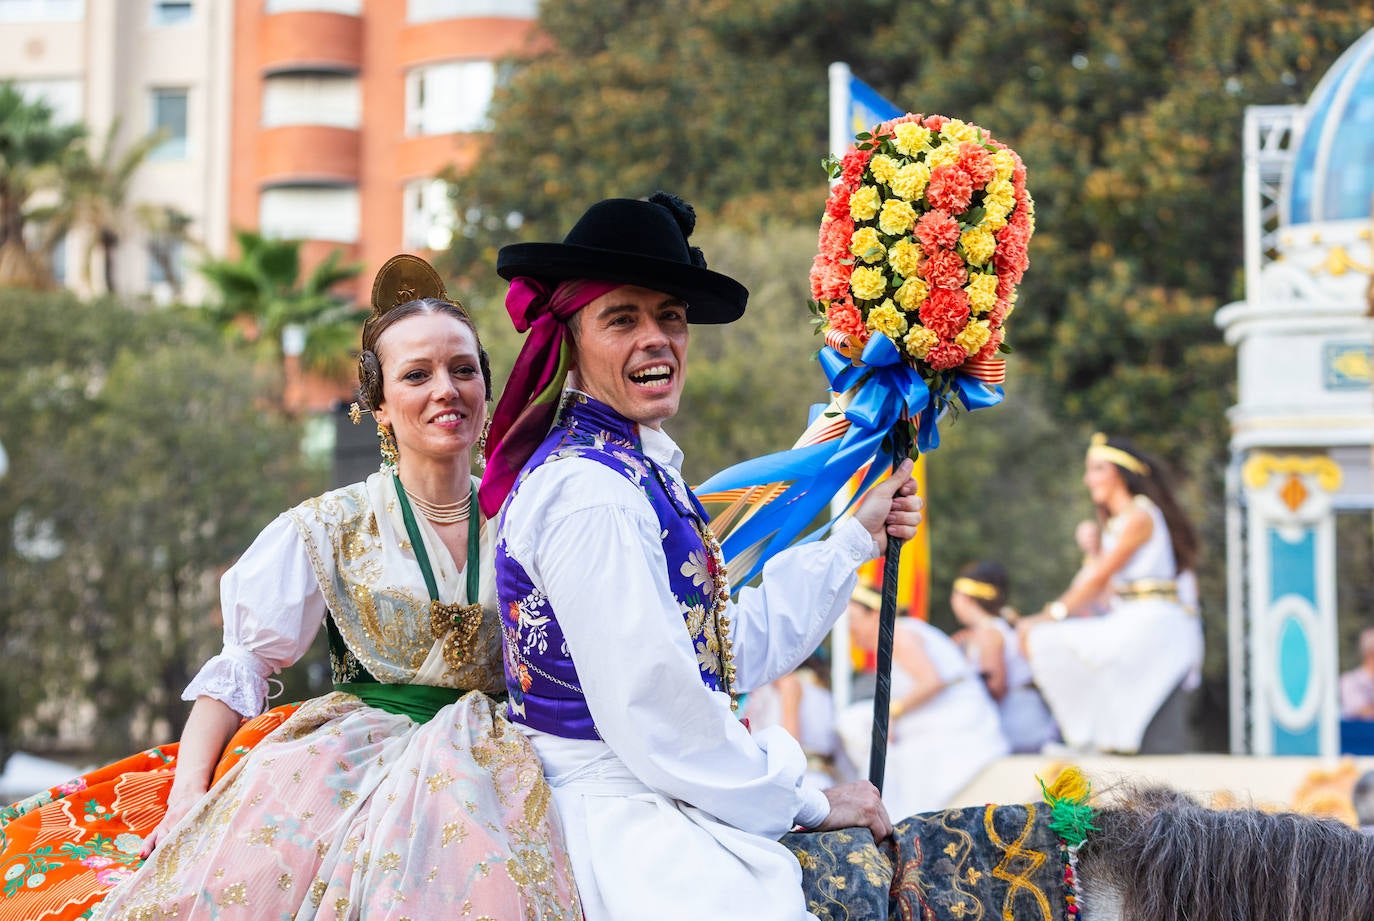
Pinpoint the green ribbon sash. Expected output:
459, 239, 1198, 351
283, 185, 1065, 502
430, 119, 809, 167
334, 681, 464, 723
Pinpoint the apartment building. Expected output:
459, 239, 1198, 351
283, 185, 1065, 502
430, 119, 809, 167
232, 0, 539, 284
0, 0, 234, 302
1, 0, 538, 306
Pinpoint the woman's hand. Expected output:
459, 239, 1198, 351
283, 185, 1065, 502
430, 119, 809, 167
139, 784, 207, 857
138, 695, 243, 858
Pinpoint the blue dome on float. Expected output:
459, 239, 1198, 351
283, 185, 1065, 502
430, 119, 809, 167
1286, 28, 1374, 225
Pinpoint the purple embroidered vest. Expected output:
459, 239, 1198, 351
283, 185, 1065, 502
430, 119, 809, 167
495, 393, 729, 740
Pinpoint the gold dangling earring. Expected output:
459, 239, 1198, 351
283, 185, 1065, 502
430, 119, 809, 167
378, 424, 399, 472
474, 417, 490, 470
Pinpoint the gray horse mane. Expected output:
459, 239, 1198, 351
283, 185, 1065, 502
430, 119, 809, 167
1078, 785, 1374, 921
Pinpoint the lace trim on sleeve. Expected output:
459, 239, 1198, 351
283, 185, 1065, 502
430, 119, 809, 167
181, 648, 271, 718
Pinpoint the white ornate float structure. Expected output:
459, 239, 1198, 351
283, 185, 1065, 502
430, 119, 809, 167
1219, 27, 1374, 755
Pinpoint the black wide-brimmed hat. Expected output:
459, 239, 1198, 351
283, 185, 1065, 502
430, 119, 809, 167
496, 192, 748, 324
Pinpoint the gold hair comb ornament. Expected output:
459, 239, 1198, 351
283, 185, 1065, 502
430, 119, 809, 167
369, 253, 466, 319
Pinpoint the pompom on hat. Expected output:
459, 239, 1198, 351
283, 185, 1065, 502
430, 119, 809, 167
495, 191, 748, 324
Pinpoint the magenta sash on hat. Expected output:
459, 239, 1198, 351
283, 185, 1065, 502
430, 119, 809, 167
478, 277, 620, 518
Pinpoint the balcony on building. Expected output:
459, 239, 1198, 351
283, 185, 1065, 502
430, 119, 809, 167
261, 0, 363, 77
257, 72, 362, 185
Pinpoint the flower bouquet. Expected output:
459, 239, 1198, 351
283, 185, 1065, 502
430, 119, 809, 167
699, 113, 1034, 582
812, 112, 1033, 418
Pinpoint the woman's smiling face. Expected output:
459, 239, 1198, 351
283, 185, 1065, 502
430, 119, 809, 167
372, 312, 487, 465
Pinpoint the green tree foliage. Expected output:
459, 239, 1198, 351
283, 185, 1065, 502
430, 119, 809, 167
198, 230, 366, 378
0, 290, 324, 760
0, 83, 83, 289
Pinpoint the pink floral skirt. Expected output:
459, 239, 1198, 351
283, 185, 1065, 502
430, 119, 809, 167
3, 691, 581, 921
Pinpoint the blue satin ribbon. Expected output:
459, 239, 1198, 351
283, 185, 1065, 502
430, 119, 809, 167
696, 332, 1004, 585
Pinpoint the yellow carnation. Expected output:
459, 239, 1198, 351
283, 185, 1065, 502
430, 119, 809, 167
849, 265, 888, 301
960, 227, 997, 267
956, 319, 993, 356
965, 273, 998, 315
849, 226, 885, 264
982, 201, 1011, 231
867, 299, 908, 340
869, 155, 899, 185
895, 277, 930, 311
983, 178, 1015, 215
888, 239, 924, 279
993, 149, 1017, 182
878, 198, 917, 236
925, 143, 961, 171
893, 123, 932, 157
904, 325, 938, 359
849, 185, 881, 221
940, 119, 980, 145
889, 162, 930, 202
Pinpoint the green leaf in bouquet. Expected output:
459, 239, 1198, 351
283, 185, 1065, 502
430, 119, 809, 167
998, 340, 1014, 354
855, 131, 872, 140
962, 206, 986, 226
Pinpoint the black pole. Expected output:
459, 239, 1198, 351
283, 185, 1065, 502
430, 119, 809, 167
868, 422, 913, 793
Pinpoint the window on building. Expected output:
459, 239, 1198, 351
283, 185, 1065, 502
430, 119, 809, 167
259, 186, 360, 243
13, 78, 83, 126
405, 61, 496, 136
402, 179, 458, 251
264, 0, 361, 12
150, 0, 191, 24
147, 237, 184, 288
407, 0, 537, 22
149, 88, 189, 160
261, 75, 361, 129
0, 0, 83, 22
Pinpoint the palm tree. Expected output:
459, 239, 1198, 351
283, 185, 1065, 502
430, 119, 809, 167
199, 230, 366, 376
32, 120, 164, 294
0, 82, 84, 289
136, 203, 196, 300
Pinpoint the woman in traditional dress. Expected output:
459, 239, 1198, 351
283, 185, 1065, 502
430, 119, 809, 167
0, 256, 580, 921
949, 561, 1059, 753
1017, 433, 1201, 754
837, 587, 1009, 816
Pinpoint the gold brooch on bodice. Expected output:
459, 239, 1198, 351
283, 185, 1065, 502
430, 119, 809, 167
431, 600, 483, 672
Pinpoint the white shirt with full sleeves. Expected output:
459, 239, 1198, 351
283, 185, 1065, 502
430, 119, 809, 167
501, 422, 875, 921
182, 515, 325, 717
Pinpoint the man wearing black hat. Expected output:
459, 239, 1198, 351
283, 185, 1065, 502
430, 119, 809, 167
480, 193, 922, 920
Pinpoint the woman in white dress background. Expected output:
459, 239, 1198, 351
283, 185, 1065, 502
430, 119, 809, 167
949, 561, 1059, 753
837, 587, 1009, 816
1017, 433, 1201, 754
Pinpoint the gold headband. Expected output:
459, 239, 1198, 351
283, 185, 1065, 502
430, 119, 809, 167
953, 577, 999, 601
368, 253, 469, 320
1087, 433, 1150, 476
850, 585, 882, 611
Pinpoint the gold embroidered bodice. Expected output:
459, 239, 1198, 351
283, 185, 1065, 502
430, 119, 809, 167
286, 478, 504, 694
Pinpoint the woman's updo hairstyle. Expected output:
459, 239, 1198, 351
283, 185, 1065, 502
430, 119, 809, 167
357, 256, 492, 414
